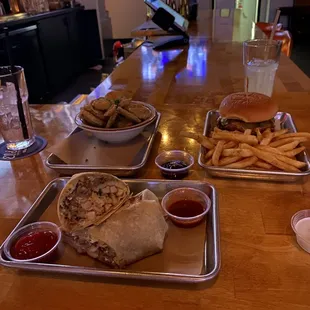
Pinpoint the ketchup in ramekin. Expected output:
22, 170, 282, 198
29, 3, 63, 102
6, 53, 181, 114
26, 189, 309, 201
4, 221, 62, 263
10, 230, 58, 260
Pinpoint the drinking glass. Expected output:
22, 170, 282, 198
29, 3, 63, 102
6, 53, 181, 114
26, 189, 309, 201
0, 66, 35, 150
243, 39, 282, 97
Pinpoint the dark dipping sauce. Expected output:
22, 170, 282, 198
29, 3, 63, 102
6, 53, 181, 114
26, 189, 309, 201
167, 200, 206, 228
10, 230, 58, 260
161, 160, 189, 179
162, 160, 188, 169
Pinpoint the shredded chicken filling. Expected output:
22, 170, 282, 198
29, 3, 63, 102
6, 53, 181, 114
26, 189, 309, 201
60, 177, 128, 227
63, 232, 119, 268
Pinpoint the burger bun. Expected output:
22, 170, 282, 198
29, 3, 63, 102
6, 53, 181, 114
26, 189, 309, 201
219, 92, 278, 122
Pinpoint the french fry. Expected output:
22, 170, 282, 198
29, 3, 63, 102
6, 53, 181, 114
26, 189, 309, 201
274, 153, 306, 169
256, 128, 263, 142
209, 138, 218, 145
203, 126, 309, 171
256, 145, 285, 155
277, 140, 301, 152
260, 136, 273, 146
222, 148, 253, 157
253, 160, 273, 169
240, 144, 300, 172
180, 131, 214, 149
205, 149, 214, 159
212, 140, 225, 166
212, 132, 258, 145
218, 156, 242, 166
206, 158, 212, 166
223, 141, 237, 149
224, 156, 258, 169
269, 137, 307, 148
274, 132, 310, 140
273, 129, 288, 138
260, 130, 274, 146
284, 146, 306, 158
262, 128, 271, 137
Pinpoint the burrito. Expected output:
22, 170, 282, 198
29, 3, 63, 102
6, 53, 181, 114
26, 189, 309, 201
58, 172, 130, 232
119, 189, 159, 211
63, 195, 168, 268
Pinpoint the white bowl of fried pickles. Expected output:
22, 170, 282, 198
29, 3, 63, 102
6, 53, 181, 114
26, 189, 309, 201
76, 91, 157, 143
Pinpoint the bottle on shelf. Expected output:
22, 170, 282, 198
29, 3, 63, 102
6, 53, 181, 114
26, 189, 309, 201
185, 0, 189, 18
180, 0, 185, 16
172, 0, 176, 11
176, 0, 180, 13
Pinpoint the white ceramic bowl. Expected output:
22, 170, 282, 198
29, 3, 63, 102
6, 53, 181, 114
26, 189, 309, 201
75, 101, 157, 144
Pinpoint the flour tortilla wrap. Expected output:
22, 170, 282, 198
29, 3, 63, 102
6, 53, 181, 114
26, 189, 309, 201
118, 189, 160, 211
57, 172, 130, 232
63, 198, 168, 268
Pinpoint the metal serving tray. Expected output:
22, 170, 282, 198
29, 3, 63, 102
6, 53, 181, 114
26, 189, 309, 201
0, 178, 220, 285
45, 113, 161, 176
198, 110, 310, 182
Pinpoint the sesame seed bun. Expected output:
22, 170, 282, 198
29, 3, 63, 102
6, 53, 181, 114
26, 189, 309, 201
219, 92, 278, 122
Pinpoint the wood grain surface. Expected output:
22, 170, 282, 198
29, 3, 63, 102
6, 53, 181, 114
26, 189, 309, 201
1, 12, 310, 310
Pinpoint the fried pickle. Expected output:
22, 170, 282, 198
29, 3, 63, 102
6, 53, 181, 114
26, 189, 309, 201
117, 107, 141, 123
80, 110, 105, 127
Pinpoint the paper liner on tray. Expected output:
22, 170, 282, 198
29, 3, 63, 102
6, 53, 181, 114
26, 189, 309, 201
47, 128, 151, 167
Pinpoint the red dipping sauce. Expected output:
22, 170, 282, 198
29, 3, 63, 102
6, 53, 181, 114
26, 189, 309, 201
10, 230, 58, 260
168, 200, 205, 218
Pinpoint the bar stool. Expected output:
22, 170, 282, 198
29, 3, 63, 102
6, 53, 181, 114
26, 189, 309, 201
256, 22, 283, 35
273, 30, 293, 57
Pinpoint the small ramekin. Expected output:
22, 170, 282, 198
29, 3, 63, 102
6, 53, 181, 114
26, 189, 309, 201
161, 187, 211, 228
291, 210, 310, 253
3, 221, 62, 263
155, 150, 194, 179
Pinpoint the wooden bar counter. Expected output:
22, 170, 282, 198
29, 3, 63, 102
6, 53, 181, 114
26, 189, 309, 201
1, 9, 310, 310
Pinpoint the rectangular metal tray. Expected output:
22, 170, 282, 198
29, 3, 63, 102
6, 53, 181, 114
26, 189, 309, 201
198, 110, 310, 182
45, 113, 161, 177
0, 178, 220, 284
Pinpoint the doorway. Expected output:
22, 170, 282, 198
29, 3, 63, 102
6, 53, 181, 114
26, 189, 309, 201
212, 0, 261, 22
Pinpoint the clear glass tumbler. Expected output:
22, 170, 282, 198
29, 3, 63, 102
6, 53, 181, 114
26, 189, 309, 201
243, 39, 282, 97
0, 66, 35, 150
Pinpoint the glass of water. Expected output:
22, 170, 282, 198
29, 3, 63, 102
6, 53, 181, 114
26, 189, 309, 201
0, 66, 35, 150
243, 39, 282, 97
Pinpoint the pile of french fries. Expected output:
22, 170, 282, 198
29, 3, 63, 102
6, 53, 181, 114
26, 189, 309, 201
181, 128, 310, 172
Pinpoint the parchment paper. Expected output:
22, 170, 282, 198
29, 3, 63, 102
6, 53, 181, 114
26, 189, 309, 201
47, 128, 152, 167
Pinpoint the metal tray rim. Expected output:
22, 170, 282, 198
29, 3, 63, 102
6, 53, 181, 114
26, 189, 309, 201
45, 112, 161, 172
198, 110, 310, 178
0, 178, 221, 284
